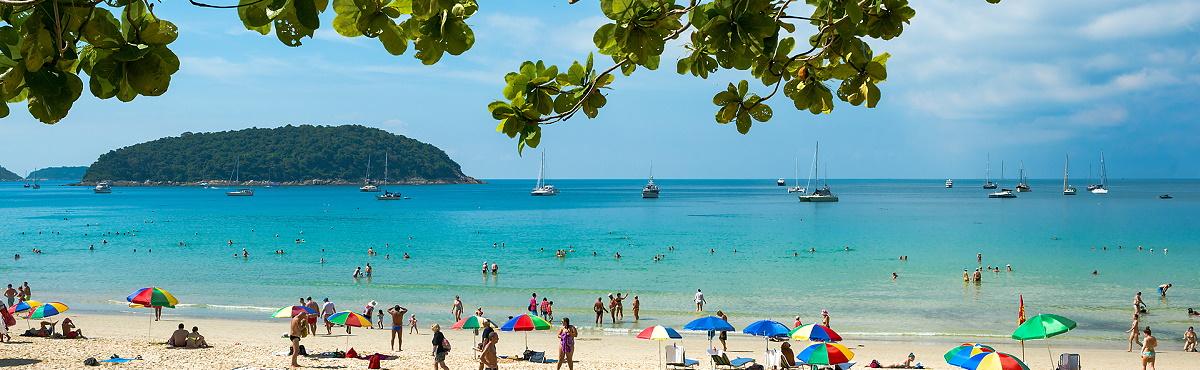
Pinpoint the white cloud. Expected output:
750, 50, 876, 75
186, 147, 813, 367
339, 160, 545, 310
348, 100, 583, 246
1080, 2, 1200, 39
178, 56, 294, 82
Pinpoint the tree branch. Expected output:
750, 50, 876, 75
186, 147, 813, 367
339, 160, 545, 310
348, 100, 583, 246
189, 0, 266, 9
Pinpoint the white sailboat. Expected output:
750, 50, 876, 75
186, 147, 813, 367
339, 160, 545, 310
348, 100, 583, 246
641, 162, 660, 199
1062, 154, 1076, 195
788, 157, 805, 193
226, 155, 254, 196
798, 142, 838, 202
982, 154, 997, 189
377, 154, 403, 200
531, 151, 558, 196
1089, 151, 1109, 194
360, 155, 379, 192
1015, 161, 1031, 192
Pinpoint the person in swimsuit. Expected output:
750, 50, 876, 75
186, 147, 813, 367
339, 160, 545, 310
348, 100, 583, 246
452, 296, 464, 321
388, 305, 409, 351
1157, 283, 1172, 297
1134, 292, 1147, 314
3, 285, 15, 307
557, 317, 577, 370
593, 298, 607, 325
290, 312, 308, 368
716, 310, 729, 351
694, 289, 706, 312
1184, 326, 1197, 352
632, 296, 640, 322
304, 297, 319, 334
409, 314, 419, 334
1127, 313, 1141, 352
821, 309, 831, 328
478, 332, 499, 370
321, 298, 336, 335
1139, 326, 1157, 370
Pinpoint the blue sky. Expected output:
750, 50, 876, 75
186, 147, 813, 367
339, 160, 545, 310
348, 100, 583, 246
2, 0, 1198, 179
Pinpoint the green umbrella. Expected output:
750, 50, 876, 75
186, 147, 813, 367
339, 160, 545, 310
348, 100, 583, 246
1012, 314, 1077, 366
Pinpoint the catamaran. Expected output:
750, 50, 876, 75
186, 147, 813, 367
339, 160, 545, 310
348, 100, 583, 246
1062, 154, 1076, 195
359, 155, 379, 192
641, 163, 660, 199
798, 142, 838, 202
982, 154, 997, 189
531, 151, 558, 196
226, 155, 254, 196
1015, 161, 1031, 192
94, 181, 112, 194
1088, 151, 1109, 194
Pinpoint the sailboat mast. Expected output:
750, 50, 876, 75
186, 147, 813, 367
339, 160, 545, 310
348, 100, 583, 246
986, 154, 991, 183
383, 154, 389, 183
537, 151, 546, 188
1063, 154, 1069, 191
1099, 151, 1107, 186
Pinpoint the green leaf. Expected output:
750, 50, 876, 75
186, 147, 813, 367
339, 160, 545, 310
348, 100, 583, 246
866, 61, 886, 80
82, 9, 125, 49
332, 0, 363, 37
125, 46, 179, 96
387, 0, 413, 14
748, 102, 772, 122
19, 26, 53, 72
239, 0, 274, 28
864, 81, 880, 108
712, 90, 739, 106
715, 103, 738, 123
141, 19, 179, 46
735, 109, 751, 134
736, 80, 748, 97
379, 21, 407, 55
275, 15, 316, 47
25, 69, 83, 124
846, 0, 863, 24
295, 0, 321, 30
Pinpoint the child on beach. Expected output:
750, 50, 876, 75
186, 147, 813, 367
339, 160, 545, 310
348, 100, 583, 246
409, 315, 419, 334
377, 310, 384, 329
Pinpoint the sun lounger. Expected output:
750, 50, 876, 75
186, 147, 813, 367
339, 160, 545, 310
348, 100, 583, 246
666, 343, 700, 369
1057, 353, 1080, 370
712, 353, 755, 369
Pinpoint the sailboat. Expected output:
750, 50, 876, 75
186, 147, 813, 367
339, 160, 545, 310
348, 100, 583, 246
1062, 154, 1076, 195
226, 155, 254, 196
787, 157, 805, 193
31, 179, 40, 189
945, 179, 954, 188
798, 142, 838, 202
982, 154, 998, 189
1015, 161, 1031, 192
1088, 151, 1109, 194
360, 155, 379, 192
641, 162, 660, 198
22, 179, 30, 188
988, 161, 1015, 198
377, 154, 403, 200
531, 151, 558, 196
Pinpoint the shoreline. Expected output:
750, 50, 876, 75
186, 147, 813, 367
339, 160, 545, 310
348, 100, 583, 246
65, 178, 485, 187
3, 311, 1185, 369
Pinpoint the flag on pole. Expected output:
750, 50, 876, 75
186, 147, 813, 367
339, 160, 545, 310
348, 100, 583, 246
1017, 294, 1026, 325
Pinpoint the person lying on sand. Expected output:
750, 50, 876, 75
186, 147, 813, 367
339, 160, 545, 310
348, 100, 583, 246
167, 323, 189, 347
186, 326, 209, 348
25, 320, 55, 337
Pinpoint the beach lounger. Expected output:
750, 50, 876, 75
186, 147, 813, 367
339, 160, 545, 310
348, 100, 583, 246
1056, 353, 1080, 370
763, 349, 781, 369
711, 353, 755, 369
666, 343, 700, 369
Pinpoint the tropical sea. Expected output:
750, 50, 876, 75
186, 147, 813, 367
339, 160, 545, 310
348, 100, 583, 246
2, 179, 1197, 345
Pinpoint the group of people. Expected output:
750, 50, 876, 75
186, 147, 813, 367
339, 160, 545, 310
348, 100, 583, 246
591, 293, 636, 324
166, 323, 208, 348
528, 293, 555, 323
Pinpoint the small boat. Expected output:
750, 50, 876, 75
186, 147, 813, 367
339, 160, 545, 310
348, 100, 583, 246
1063, 154, 1076, 195
94, 181, 112, 194
359, 184, 379, 192
988, 189, 1017, 198
1015, 162, 1030, 192
22, 180, 30, 188
359, 155, 380, 192
788, 157, 805, 193
797, 142, 838, 203
776, 178, 787, 186
641, 163, 660, 199
199, 181, 210, 188
31, 179, 40, 189
226, 188, 254, 196
1159, 194, 1173, 199
945, 179, 954, 188
1089, 151, 1109, 194
376, 191, 403, 200
982, 154, 998, 189
531, 151, 558, 196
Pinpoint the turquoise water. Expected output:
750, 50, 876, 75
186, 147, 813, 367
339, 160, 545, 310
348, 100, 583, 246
2, 179, 1198, 344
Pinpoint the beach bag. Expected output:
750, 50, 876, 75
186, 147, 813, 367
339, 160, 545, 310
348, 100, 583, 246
442, 338, 451, 352
868, 359, 882, 368
83, 357, 99, 366
345, 348, 358, 358
367, 354, 381, 369
288, 345, 308, 356
297, 321, 310, 338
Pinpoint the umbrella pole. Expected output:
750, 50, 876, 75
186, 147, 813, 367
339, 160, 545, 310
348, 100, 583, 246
525, 331, 529, 351
658, 341, 663, 370
1020, 340, 1025, 360
1047, 341, 1053, 368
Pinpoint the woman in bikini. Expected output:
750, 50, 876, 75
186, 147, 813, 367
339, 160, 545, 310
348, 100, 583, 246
556, 317, 577, 370
1184, 326, 1197, 352
1139, 326, 1157, 370
1127, 313, 1141, 352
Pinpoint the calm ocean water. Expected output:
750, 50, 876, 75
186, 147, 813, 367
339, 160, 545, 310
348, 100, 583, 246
2, 179, 1198, 343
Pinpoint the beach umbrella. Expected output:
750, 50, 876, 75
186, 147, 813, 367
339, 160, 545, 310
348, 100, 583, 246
499, 314, 552, 350
126, 287, 179, 308
272, 305, 317, 318
961, 352, 1030, 370
684, 315, 735, 351
796, 342, 855, 366
453, 316, 490, 359
28, 302, 68, 320
637, 325, 683, 369
788, 323, 843, 342
944, 343, 995, 368
327, 311, 371, 327
742, 320, 790, 351
8, 300, 41, 314
1012, 314, 1076, 365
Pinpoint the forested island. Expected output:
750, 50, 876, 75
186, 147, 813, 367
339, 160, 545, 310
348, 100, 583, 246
0, 165, 20, 181
28, 166, 88, 181
82, 125, 479, 185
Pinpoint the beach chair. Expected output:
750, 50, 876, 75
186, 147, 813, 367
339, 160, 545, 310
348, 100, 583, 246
762, 349, 781, 369
666, 343, 700, 369
1056, 353, 1080, 370
711, 352, 755, 369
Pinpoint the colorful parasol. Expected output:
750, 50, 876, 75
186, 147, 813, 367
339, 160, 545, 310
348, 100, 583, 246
789, 323, 843, 342
272, 305, 317, 318
637, 325, 683, 340
126, 287, 178, 308
796, 342, 855, 365
28, 302, 68, 320
962, 352, 1030, 370
499, 313, 551, 331
8, 300, 41, 314
326, 311, 371, 327
452, 315, 488, 330
945, 343, 996, 368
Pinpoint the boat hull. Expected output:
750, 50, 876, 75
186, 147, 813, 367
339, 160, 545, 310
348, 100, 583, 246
641, 190, 659, 198
798, 195, 838, 202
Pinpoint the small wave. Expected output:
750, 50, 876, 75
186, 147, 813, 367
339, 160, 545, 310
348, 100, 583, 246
105, 299, 274, 312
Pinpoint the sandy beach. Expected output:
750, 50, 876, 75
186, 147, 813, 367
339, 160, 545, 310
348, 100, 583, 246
0, 312, 1188, 369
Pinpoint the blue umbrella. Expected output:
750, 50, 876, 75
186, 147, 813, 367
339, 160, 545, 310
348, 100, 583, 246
743, 320, 790, 350
684, 316, 735, 331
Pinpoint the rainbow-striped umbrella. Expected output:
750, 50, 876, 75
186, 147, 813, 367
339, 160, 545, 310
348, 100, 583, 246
272, 305, 317, 318
28, 302, 68, 320
962, 352, 1030, 370
8, 300, 41, 314
797, 342, 855, 366
789, 323, 843, 342
637, 325, 683, 369
126, 287, 178, 308
327, 311, 371, 327
500, 314, 552, 350
452, 315, 488, 330
945, 343, 995, 368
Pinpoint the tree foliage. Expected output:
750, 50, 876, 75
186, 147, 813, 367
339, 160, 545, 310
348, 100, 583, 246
27, 165, 87, 180
0, 0, 997, 152
83, 124, 476, 183
0, 164, 20, 180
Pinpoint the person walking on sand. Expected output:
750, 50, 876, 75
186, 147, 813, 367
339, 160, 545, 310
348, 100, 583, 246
290, 311, 309, 368
1127, 313, 1141, 352
1139, 326, 1157, 370
694, 289, 706, 312
388, 305, 409, 351
716, 310, 730, 351
409, 314, 419, 334
304, 297, 319, 334
557, 317, 577, 370
364, 300, 377, 329
478, 331, 499, 370
321, 298, 336, 335
632, 296, 640, 322
431, 323, 450, 370
593, 298, 607, 325
452, 296, 464, 321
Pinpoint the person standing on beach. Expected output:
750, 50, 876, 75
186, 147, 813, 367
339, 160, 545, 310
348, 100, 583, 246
1157, 283, 1172, 297
388, 305, 409, 351
1139, 326, 1157, 370
593, 298, 607, 325
694, 289, 706, 312
20, 282, 30, 301
614, 293, 626, 321
431, 323, 450, 370
716, 310, 729, 351
556, 317, 577, 370
1127, 313, 1141, 352
289, 312, 309, 368
632, 296, 640, 322
821, 309, 831, 328
529, 293, 538, 315
3, 285, 15, 307
304, 297, 319, 334
321, 298, 336, 335
478, 332, 499, 370
452, 296, 464, 321
607, 294, 618, 323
